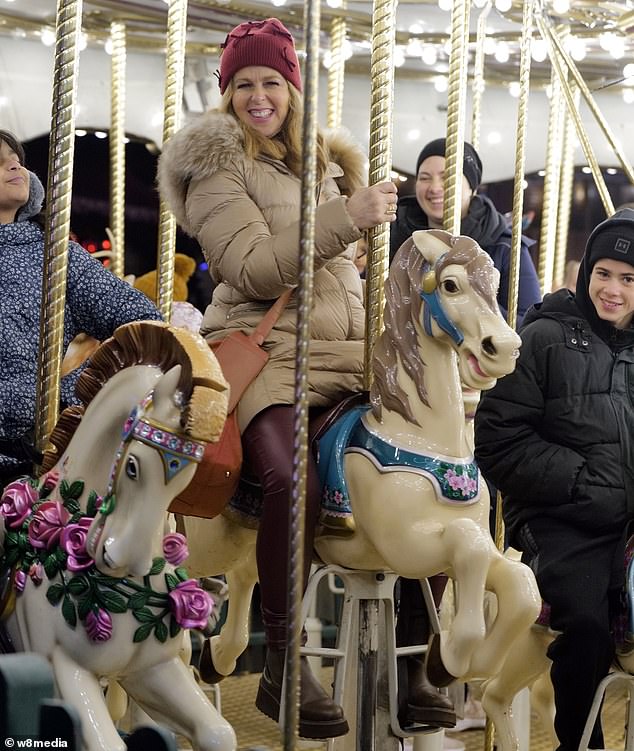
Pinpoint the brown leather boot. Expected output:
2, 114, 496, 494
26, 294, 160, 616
405, 656, 456, 728
255, 648, 349, 739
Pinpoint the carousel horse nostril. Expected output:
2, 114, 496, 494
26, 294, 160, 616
481, 336, 497, 357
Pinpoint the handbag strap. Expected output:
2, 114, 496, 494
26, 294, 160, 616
250, 288, 294, 346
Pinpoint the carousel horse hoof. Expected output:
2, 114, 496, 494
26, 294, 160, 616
405, 656, 456, 728
425, 633, 457, 689
198, 638, 227, 685
255, 650, 349, 739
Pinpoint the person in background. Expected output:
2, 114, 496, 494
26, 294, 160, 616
475, 208, 634, 751
559, 259, 581, 293
390, 137, 541, 321
157, 17, 398, 739
0, 129, 161, 488
390, 138, 543, 731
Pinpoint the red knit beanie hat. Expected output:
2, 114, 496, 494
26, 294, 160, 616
218, 18, 302, 94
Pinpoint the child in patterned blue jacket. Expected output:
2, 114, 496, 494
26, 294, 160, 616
0, 129, 161, 485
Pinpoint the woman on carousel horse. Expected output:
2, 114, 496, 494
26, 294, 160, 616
475, 208, 634, 751
0, 129, 160, 489
157, 17, 399, 740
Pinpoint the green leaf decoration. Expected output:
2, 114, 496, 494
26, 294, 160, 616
133, 607, 157, 624
86, 490, 99, 518
128, 592, 150, 611
5, 531, 18, 547
62, 596, 77, 628
59, 479, 71, 500
77, 597, 92, 620
46, 583, 64, 606
5, 547, 20, 567
54, 547, 68, 564
44, 554, 59, 579
175, 567, 189, 582
99, 494, 116, 517
149, 558, 165, 576
17, 531, 29, 551
98, 591, 127, 614
68, 481, 84, 500
133, 623, 154, 643
165, 573, 179, 591
67, 575, 90, 595
154, 621, 168, 643
64, 498, 81, 515
169, 616, 181, 639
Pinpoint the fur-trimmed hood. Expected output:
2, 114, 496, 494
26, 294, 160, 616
157, 109, 367, 235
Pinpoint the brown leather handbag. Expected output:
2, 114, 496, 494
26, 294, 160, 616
169, 289, 293, 519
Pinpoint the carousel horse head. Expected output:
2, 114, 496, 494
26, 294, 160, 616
372, 229, 521, 422
41, 320, 229, 578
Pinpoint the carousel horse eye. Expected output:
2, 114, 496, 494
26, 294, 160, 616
441, 279, 459, 294
125, 455, 139, 481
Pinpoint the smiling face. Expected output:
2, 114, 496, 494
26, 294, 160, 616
231, 66, 290, 139
589, 257, 634, 329
415, 155, 473, 229
0, 138, 30, 224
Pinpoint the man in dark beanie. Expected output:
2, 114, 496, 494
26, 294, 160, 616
390, 137, 541, 322
474, 208, 634, 751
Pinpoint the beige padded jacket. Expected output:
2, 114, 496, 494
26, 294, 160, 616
158, 110, 368, 431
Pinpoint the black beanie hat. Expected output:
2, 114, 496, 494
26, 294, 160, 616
415, 138, 483, 191
583, 207, 634, 270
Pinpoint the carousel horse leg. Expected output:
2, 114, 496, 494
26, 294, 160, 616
121, 655, 237, 751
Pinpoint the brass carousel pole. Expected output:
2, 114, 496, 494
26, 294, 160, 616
156, 0, 188, 321
327, 14, 346, 130
541, 18, 634, 187
535, 13, 614, 216
34, 0, 82, 463
537, 55, 565, 294
554, 84, 579, 289
486, 0, 533, 749
109, 20, 126, 279
364, 0, 396, 388
284, 2, 321, 748
443, 0, 470, 235
470, 1, 492, 153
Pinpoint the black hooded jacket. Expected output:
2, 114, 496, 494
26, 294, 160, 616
474, 268, 634, 547
390, 194, 540, 321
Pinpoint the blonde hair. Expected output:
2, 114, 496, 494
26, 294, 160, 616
221, 80, 330, 184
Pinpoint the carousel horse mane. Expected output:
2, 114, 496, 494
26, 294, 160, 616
370, 230, 499, 424
41, 321, 228, 472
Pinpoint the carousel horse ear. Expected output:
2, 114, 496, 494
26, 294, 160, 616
411, 229, 452, 267
151, 365, 183, 425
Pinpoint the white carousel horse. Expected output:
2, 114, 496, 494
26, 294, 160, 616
181, 229, 542, 709
0, 321, 237, 751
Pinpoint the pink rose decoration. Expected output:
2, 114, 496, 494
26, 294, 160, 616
85, 608, 113, 642
28, 501, 70, 550
168, 579, 213, 630
61, 517, 94, 572
1, 480, 38, 529
163, 532, 189, 566
40, 470, 60, 495
14, 569, 27, 594
28, 563, 44, 586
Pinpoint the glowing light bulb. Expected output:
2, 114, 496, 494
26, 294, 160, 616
41, 28, 55, 47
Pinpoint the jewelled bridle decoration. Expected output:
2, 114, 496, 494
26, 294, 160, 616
102, 393, 206, 514
419, 256, 465, 346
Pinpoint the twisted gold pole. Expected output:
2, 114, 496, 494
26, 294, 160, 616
443, 0, 470, 235
555, 84, 580, 288
470, 1, 492, 152
542, 15, 634, 187
535, 13, 614, 216
538, 58, 565, 295
34, 0, 82, 462
284, 5, 321, 747
156, 0, 188, 321
364, 0, 396, 389
109, 20, 126, 279
327, 15, 346, 130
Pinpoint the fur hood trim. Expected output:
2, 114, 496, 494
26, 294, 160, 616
158, 110, 368, 235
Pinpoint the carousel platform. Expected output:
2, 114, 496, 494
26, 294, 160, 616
177, 666, 630, 751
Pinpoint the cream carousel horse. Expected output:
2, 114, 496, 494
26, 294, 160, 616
182, 229, 541, 705
0, 321, 237, 751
